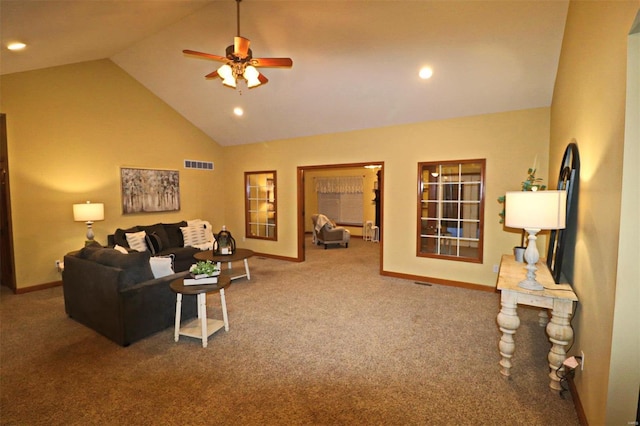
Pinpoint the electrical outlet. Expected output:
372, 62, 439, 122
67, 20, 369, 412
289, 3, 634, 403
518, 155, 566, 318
493, 264, 499, 273
55, 260, 60, 268
581, 350, 585, 371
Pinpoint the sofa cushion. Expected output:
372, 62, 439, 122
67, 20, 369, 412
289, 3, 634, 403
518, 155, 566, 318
125, 231, 148, 252
139, 224, 171, 250
164, 221, 188, 248
113, 226, 140, 248
79, 245, 154, 286
77, 241, 104, 259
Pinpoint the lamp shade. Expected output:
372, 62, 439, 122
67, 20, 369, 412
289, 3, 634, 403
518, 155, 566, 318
73, 202, 104, 222
505, 190, 566, 230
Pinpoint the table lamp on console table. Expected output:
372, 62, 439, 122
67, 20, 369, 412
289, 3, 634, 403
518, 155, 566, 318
73, 201, 104, 245
505, 190, 566, 291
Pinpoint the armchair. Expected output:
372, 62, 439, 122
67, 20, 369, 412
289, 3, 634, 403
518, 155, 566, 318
311, 214, 350, 249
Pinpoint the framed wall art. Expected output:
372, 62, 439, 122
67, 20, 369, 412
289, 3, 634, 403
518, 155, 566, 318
121, 167, 180, 214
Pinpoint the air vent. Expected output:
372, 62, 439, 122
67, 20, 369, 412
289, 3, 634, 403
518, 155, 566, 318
184, 160, 214, 170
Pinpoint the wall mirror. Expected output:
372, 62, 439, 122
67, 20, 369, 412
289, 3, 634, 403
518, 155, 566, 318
417, 159, 485, 262
547, 142, 580, 284
245, 171, 277, 240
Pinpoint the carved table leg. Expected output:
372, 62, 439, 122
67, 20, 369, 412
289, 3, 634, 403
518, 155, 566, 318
497, 290, 520, 377
538, 309, 549, 327
546, 299, 574, 391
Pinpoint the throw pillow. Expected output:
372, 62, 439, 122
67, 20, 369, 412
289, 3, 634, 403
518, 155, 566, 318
149, 255, 175, 278
164, 221, 188, 248
114, 245, 129, 254
139, 224, 171, 250
125, 231, 148, 252
145, 232, 163, 255
113, 226, 140, 248
180, 225, 207, 247
188, 219, 215, 242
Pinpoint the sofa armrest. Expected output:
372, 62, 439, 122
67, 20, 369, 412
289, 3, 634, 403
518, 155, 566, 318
62, 255, 124, 339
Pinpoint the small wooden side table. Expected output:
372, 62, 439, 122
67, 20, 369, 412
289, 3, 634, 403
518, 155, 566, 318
194, 248, 255, 281
496, 254, 578, 391
170, 274, 231, 348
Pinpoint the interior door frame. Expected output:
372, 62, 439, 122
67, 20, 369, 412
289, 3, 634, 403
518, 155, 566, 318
0, 113, 16, 292
296, 161, 384, 273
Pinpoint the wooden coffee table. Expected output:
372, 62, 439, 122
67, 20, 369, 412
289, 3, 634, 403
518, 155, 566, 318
170, 274, 231, 348
194, 248, 255, 281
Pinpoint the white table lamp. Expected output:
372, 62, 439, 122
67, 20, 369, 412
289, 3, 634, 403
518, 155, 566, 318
505, 190, 566, 290
73, 201, 104, 242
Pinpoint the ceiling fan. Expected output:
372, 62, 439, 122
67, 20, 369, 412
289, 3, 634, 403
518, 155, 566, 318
183, 0, 293, 89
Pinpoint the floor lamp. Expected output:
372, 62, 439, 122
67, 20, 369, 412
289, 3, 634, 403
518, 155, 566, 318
73, 201, 104, 245
505, 190, 566, 291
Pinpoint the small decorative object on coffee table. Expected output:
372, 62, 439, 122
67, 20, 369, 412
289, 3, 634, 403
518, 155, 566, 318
213, 225, 236, 255
184, 260, 221, 285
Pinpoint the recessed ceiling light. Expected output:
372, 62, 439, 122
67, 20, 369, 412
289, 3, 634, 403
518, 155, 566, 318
419, 67, 433, 80
7, 42, 26, 51
233, 107, 244, 116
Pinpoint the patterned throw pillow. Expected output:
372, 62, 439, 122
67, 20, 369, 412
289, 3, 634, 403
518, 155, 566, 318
145, 232, 163, 255
125, 231, 148, 252
180, 225, 207, 247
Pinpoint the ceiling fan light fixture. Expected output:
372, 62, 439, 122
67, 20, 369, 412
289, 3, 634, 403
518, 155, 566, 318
222, 77, 237, 88
218, 64, 233, 80
243, 65, 262, 88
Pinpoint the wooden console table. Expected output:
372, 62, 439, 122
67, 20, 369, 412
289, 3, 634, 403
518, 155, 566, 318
496, 254, 578, 391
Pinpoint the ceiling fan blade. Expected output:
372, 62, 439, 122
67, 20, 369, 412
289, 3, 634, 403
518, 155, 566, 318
205, 70, 220, 79
183, 49, 227, 62
251, 57, 293, 68
234, 36, 251, 58
258, 73, 269, 84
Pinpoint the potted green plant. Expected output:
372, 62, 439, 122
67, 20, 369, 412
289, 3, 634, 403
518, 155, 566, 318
185, 260, 221, 285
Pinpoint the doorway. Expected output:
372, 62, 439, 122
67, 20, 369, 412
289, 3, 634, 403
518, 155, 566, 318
296, 162, 384, 273
0, 114, 16, 292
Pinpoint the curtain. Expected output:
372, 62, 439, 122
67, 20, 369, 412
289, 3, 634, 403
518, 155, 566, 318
315, 176, 363, 194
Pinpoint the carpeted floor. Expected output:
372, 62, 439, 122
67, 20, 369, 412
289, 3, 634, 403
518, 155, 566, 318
0, 236, 579, 425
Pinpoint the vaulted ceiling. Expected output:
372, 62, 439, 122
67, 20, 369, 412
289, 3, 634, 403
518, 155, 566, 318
0, 0, 569, 146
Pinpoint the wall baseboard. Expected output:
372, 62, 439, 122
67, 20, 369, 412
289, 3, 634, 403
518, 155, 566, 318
14, 280, 62, 294
381, 270, 495, 292
567, 374, 588, 425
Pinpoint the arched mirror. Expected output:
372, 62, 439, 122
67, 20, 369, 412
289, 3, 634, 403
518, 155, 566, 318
547, 143, 580, 284
245, 171, 277, 240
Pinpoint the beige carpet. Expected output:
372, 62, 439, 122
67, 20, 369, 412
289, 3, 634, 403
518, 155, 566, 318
0, 236, 579, 425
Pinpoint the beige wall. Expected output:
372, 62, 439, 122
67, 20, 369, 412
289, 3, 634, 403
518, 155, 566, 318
0, 60, 225, 290
223, 108, 550, 287
549, 1, 639, 424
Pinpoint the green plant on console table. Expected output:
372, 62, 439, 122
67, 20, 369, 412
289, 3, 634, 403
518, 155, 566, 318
189, 260, 219, 276
497, 168, 548, 223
